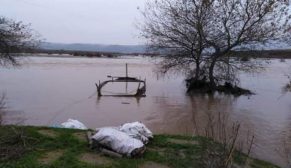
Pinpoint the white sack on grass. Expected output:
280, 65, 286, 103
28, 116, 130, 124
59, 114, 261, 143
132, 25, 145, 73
119, 121, 153, 144
61, 119, 87, 130
92, 127, 144, 157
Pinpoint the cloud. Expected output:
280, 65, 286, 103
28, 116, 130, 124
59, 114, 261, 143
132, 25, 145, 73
1, 0, 146, 45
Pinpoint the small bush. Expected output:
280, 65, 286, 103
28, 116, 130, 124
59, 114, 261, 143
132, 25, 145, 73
0, 127, 38, 160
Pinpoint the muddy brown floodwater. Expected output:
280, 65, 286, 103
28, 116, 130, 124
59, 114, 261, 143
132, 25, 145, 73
0, 56, 290, 167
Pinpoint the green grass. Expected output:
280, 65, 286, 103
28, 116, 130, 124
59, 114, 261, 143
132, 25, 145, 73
0, 126, 280, 168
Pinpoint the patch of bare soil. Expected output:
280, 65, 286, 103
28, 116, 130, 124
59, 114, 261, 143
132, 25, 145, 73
37, 129, 58, 138
38, 150, 64, 165
139, 161, 170, 168
147, 147, 166, 156
167, 138, 198, 145
232, 163, 252, 168
73, 132, 87, 142
79, 153, 112, 166
178, 149, 186, 159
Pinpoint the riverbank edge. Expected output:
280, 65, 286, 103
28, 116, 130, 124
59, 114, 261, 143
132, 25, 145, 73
15, 49, 291, 59
0, 125, 280, 168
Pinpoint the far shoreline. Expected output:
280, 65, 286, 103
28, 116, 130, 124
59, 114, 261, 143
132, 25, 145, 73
17, 48, 291, 59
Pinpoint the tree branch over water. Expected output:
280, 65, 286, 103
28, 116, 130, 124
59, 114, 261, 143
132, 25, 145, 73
0, 16, 40, 66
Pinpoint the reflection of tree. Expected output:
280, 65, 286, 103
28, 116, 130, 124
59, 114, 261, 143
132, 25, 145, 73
277, 111, 291, 168
282, 66, 291, 93
0, 94, 25, 125
283, 75, 291, 93
189, 93, 291, 167
188, 94, 258, 167
189, 94, 238, 135
95, 96, 142, 106
144, 93, 240, 135
0, 94, 6, 125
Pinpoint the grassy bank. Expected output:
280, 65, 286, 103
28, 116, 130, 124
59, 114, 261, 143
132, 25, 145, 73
0, 126, 279, 168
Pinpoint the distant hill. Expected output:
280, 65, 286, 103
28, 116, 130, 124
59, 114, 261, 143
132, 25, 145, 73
39, 41, 290, 55
40, 42, 147, 54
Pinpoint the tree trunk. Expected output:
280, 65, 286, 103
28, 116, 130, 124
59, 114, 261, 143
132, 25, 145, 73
209, 60, 216, 89
194, 62, 200, 80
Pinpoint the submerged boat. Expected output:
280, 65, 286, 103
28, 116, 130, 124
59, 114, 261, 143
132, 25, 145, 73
95, 64, 146, 97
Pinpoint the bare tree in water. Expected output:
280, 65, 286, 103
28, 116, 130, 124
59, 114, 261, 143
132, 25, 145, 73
0, 16, 39, 66
204, 0, 290, 87
141, 0, 212, 80
141, 0, 291, 92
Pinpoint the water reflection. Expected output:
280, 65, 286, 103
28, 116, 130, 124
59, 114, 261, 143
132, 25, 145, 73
0, 56, 291, 167
0, 94, 4, 125
0, 94, 26, 125
188, 93, 239, 135
277, 109, 291, 167
96, 96, 143, 106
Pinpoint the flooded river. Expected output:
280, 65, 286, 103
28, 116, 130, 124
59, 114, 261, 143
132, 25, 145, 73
0, 56, 290, 167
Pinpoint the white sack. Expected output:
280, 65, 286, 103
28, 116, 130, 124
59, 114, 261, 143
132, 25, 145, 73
92, 127, 144, 157
119, 121, 153, 144
61, 119, 87, 130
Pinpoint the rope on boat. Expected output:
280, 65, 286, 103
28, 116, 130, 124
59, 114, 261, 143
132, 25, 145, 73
47, 90, 97, 126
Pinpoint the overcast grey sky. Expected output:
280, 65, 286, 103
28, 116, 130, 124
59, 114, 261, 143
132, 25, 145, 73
1, 0, 146, 45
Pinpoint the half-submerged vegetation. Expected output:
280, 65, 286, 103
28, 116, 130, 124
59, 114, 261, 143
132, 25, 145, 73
0, 126, 279, 168
141, 0, 291, 95
186, 79, 253, 96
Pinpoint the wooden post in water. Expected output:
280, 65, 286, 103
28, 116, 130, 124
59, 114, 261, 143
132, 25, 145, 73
126, 63, 128, 78
125, 63, 128, 93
